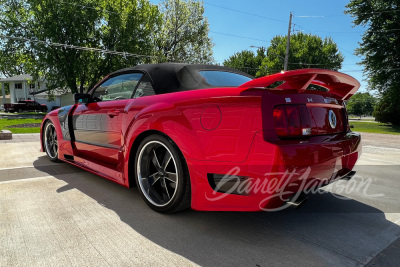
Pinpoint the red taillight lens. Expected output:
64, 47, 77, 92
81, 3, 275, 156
285, 106, 302, 136
273, 106, 289, 136
273, 105, 311, 138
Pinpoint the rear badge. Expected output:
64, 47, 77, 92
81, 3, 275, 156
329, 110, 337, 129
285, 98, 292, 103
307, 98, 313, 103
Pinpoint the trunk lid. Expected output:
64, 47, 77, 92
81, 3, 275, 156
239, 68, 360, 101
239, 69, 359, 138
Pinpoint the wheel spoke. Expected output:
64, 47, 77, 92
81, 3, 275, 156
161, 178, 171, 199
161, 151, 172, 171
151, 150, 162, 172
46, 128, 51, 142
149, 173, 161, 186
50, 129, 54, 140
165, 172, 177, 183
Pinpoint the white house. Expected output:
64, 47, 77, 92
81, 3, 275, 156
0, 74, 74, 110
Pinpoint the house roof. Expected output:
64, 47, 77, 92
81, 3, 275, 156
0, 74, 33, 82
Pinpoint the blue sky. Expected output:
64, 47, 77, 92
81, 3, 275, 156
151, 0, 367, 91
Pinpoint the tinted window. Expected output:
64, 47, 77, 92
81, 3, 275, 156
198, 71, 252, 87
93, 73, 143, 101
133, 75, 156, 98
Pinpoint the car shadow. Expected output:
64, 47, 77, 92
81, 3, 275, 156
33, 157, 400, 266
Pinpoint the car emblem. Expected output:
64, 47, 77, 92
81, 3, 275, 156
307, 98, 313, 103
329, 110, 337, 129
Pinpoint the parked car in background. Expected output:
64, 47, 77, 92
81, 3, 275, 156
4, 100, 48, 113
40, 63, 361, 213
0, 104, 4, 111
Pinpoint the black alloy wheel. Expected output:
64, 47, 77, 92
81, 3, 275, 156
43, 121, 61, 162
135, 134, 191, 213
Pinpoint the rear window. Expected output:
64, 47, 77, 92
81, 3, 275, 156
198, 71, 252, 87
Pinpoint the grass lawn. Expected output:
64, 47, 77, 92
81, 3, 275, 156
0, 118, 42, 134
350, 121, 400, 135
2, 114, 399, 135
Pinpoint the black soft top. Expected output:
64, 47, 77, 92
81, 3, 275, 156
109, 63, 254, 94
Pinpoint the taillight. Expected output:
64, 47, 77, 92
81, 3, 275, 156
343, 101, 350, 132
273, 105, 311, 138
273, 106, 288, 136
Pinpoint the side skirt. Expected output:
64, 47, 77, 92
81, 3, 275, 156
60, 155, 128, 188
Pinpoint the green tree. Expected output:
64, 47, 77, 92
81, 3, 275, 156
373, 91, 399, 124
257, 32, 344, 77
346, 92, 377, 118
157, 0, 214, 63
0, 0, 161, 94
223, 47, 266, 77
0, 50, 31, 78
346, 0, 400, 125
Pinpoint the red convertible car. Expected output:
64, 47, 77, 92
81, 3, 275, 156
40, 63, 361, 213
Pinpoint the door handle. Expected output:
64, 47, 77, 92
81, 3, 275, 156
107, 110, 120, 118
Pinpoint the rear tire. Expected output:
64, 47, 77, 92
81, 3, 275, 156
135, 134, 191, 213
43, 121, 61, 163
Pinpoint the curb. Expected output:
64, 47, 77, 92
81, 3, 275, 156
0, 130, 12, 140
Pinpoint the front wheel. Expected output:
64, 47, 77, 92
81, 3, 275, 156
135, 134, 191, 213
43, 121, 61, 162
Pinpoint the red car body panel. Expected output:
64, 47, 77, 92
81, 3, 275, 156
40, 67, 361, 211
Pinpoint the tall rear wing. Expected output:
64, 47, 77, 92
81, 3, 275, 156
239, 69, 360, 101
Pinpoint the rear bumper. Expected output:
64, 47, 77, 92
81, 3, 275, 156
188, 131, 361, 211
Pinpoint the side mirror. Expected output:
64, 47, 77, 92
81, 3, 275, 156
74, 93, 90, 104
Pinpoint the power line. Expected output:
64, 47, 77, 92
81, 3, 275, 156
293, 14, 400, 35
312, 29, 400, 34
290, 23, 357, 56
296, 8, 400, 18
204, 2, 287, 24
341, 68, 400, 73
0, 35, 159, 59
55, 1, 400, 36
210, 31, 266, 42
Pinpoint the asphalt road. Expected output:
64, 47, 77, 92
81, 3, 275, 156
0, 133, 399, 266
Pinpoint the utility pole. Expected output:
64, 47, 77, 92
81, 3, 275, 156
284, 12, 293, 72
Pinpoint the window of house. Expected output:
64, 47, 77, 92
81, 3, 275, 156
15, 83, 22, 89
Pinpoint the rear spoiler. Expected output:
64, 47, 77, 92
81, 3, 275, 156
239, 69, 360, 101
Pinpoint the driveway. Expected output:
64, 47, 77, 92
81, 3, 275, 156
0, 133, 399, 266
